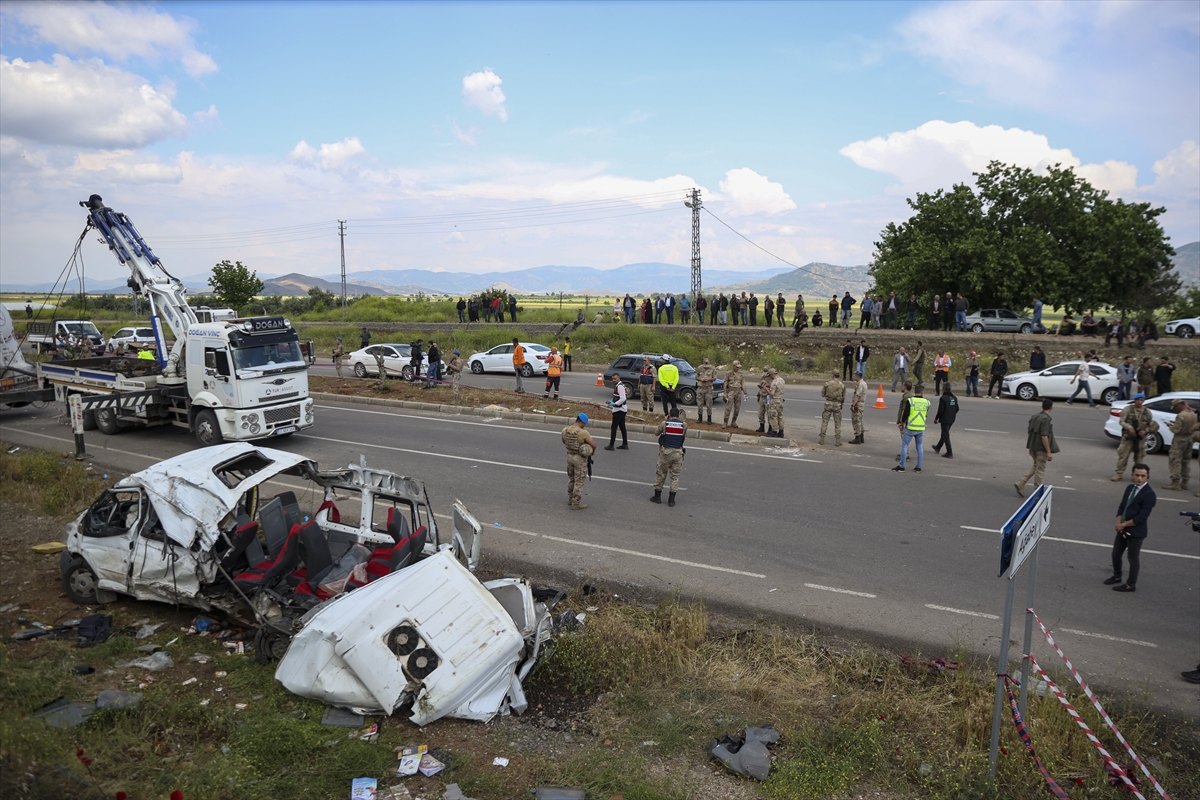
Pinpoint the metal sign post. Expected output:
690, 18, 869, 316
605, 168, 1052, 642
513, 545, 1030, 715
988, 484, 1053, 783
68, 393, 90, 461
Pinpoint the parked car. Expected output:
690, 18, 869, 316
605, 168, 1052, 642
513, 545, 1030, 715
466, 342, 552, 376
1001, 360, 1121, 404
1163, 317, 1199, 339
963, 309, 1036, 334
348, 344, 441, 380
106, 326, 156, 350
1103, 392, 1200, 454
604, 353, 724, 406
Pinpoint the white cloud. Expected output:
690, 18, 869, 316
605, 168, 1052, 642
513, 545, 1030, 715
192, 104, 220, 126
0, 55, 189, 148
840, 120, 1141, 195
288, 137, 365, 170
898, 1, 1199, 129
444, 231, 466, 244
717, 168, 796, 216
452, 124, 479, 145
462, 69, 508, 121
1151, 140, 1200, 199
3, 1, 218, 77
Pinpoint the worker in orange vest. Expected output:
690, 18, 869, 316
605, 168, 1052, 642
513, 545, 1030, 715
543, 346, 564, 399
933, 351, 953, 395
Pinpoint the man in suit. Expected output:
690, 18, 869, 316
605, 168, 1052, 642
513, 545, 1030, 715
1106, 464, 1157, 593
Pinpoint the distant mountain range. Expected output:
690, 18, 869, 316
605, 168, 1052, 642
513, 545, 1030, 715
4, 242, 1195, 296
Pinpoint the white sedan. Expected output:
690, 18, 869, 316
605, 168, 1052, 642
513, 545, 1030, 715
466, 342, 552, 376
1001, 360, 1121, 405
1163, 317, 1199, 339
348, 344, 441, 381
1103, 392, 1200, 454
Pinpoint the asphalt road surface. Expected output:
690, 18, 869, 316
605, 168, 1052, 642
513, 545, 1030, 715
3, 377, 1197, 714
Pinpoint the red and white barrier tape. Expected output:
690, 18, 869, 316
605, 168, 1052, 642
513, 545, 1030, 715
1029, 609, 1169, 799
1003, 676, 1072, 799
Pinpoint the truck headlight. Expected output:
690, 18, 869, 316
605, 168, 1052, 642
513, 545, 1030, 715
304, 403, 314, 423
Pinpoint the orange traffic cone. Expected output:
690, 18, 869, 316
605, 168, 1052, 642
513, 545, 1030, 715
873, 384, 888, 409
596, 372, 605, 387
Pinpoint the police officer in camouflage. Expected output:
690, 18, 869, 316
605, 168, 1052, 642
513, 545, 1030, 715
755, 368, 772, 433
561, 413, 596, 510
1163, 397, 1196, 491
696, 357, 717, 424
766, 368, 786, 437
1112, 394, 1158, 482
820, 369, 845, 446
723, 361, 745, 428
651, 407, 687, 507
849, 369, 868, 444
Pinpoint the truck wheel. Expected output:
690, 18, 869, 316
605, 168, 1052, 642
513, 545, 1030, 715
94, 408, 123, 435
81, 409, 98, 431
62, 558, 100, 605
193, 409, 224, 447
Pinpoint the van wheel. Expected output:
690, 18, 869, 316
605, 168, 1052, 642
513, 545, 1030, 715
679, 387, 697, 405
62, 558, 100, 605
194, 409, 224, 446
94, 408, 123, 435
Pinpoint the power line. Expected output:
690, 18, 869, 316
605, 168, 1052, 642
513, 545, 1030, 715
702, 207, 834, 281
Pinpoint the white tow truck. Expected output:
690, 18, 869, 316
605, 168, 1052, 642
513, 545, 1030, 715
35, 195, 314, 445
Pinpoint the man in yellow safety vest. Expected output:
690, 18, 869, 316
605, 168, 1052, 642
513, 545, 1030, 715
892, 385, 930, 473
657, 356, 681, 417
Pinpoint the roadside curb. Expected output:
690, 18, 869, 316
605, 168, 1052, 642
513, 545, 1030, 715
309, 391, 794, 447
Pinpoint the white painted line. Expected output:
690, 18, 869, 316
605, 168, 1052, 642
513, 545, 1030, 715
295, 433, 678, 489
1053, 486, 1076, 491
1058, 628, 1157, 648
961, 525, 1001, 533
937, 474, 981, 480
804, 583, 876, 598
925, 604, 1000, 620
1056, 436, 1094, 441
964, 428, 1005, 433
542, 534, 767, 578
1157, 497, 1189, 503
1043, 536, 1199, 560
2, 429, 158, 461
852, 464, 889, 471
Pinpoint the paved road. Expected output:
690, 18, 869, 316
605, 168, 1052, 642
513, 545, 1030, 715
2, 386, 1197, 712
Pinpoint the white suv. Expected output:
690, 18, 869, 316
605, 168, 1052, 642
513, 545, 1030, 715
107, 326, 156, 350
1163, 317, 1198, 339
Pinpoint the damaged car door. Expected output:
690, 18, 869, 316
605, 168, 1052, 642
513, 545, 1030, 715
129, 504, 204, 602
452, 500, 482, 571
76, 489, 145, 594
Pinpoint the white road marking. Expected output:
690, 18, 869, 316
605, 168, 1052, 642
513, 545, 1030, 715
958, 526, 1200, 560
925, 604, 1000, 620
937, 474, 981, 480
3, 429, 158, 461
1059, 628, 1157, 648
852, 464, 889, 471
804, 583, 876, 598
541, 534, 767, 578
1056, 436, 1094, 441
1157, 497, 1189, 503
964, 428, 1005, 433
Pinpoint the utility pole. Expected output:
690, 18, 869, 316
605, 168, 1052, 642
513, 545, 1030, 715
684, 189, 702, 303
338, 220, 347, 317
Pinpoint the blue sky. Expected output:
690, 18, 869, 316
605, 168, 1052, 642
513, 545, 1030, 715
2, 1, 1197, 287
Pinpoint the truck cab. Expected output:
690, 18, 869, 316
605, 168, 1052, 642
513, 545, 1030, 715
184, 316, 314, 444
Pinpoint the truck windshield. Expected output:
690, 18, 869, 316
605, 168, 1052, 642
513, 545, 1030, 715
232, 340, 305, 372
65, 323, 101, 336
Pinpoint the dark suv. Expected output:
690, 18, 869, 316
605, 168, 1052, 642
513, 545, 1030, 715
604, 353, 724, 406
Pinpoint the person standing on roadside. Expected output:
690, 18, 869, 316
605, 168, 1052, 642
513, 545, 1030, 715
892, 385, 929, 472
776, 293, 786, 326
904, 293, 919, 330
332, 337, 346, 379
820, 369, 845, 446
987, 351, 1008, 398
424, 341, 441, 389
793, 294, 805, 327
964, 351, 981, 397
508, 294, 518, 323
933, 350, 952, 395
511, 338, 527, 393
605, 377, 629, 451
912, 341, 926, 390
828, 295, 839, 328
740, 292, 750, 325
373, 347, 388, 389
929, 294, 941, 330
658, 356, 681, 417
360, 327, 371, 350
446, 350, 463, 402
1136, 356, 1155, 397
679, 293, 690, 324
849, 369, 868, 444
749, 293, 759, 326
755, 368, 773, 433
665, 293, 676, 325
842, 340, 854, 380
456, 297, 466, 323
767, 367, 787, 438
651, 408, 687, 506
1156, 356, 1175, 395
562, 337, 573, 371
1031, 296, 1044, 332
954, 293, 969, 331
562, 414, 595, 510
639, 357, 657, 413
1113, 394, 1158, 481
696, 357, 717, 425
1163, 397, 1196, 491
840, 292, 856, 328
763, 295, 774, 327
943, 292, 955, 331
884, 292, 899, 329
873, 295, 884, 329
1117, 355, 1136, 401
855, 339, 870, 377
1016, 399, 1058, 496
723, 361, 746, 429
542, 346, 563, 399
860, 294, 873, 329
1066, 356, 1095, 407
409, 339, 424, 383
891, 347, 909, 392
1105, 464, 1156, 593
932, 383, 959, 459
1030, 346, 1046, 372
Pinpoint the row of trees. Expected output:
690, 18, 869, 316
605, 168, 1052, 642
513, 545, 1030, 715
869, 162, 1182, 318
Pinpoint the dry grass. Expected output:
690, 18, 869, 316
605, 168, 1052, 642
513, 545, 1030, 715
0, 443, 111, 517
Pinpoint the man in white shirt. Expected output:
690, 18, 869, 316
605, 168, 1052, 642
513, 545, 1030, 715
891, 348, 909, 392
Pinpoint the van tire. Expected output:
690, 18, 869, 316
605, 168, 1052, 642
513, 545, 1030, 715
62, 558, 100, 605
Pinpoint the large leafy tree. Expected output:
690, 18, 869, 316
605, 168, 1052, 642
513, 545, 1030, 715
870, 162, 1177, 316
207, 260, 264, 312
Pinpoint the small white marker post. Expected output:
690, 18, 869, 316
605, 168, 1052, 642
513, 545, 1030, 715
68, 393, 90, 461
987, 483, 1053, 783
